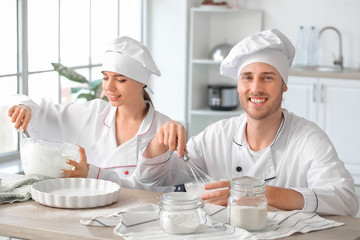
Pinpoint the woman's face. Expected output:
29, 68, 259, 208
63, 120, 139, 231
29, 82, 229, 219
102, 71, 145, 107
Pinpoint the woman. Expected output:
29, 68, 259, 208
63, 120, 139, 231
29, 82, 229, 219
8, 36, 174, 192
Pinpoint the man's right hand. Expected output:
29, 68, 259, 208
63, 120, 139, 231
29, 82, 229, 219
8, 105, 32, 131
143, 120, 187, 159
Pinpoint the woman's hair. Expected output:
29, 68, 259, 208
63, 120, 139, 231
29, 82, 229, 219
143, 86, 152, 104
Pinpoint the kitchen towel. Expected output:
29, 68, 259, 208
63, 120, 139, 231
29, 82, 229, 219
0, 174, 49, 204
81, 203, 343, 240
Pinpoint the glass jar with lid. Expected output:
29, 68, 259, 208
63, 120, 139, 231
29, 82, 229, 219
159, 192, 204, 234
228, 176, 268, 231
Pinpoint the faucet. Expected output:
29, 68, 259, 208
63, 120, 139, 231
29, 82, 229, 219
318, 26, 343, 70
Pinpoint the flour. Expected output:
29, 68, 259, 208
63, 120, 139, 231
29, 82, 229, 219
160, 210, 200, 234
230, 206, 267, 231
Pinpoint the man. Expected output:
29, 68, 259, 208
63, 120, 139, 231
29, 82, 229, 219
136, 29, 359, 216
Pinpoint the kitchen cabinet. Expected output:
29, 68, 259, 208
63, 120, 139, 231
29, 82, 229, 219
187, 7, 262, 137
283, 76, 360, 184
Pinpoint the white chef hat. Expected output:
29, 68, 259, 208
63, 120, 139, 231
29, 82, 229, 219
220, 29, 295, 84
101, 36, 161, 86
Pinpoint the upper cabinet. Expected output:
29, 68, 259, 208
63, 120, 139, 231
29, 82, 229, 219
187, 7, 263, 137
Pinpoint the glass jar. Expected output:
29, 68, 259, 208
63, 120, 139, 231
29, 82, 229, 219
159, 192, 204, 234
228, 176, 268, 231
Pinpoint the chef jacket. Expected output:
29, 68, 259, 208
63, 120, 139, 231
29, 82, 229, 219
136, 109, 359, 216
13, 94, 174, 192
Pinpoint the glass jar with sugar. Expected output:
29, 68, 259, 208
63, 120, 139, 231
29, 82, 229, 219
159, 192, 204, 234
228, 176, 268, 231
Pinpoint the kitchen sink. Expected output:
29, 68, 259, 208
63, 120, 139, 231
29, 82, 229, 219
291, 65, 360, 73
291, 65, 342, 72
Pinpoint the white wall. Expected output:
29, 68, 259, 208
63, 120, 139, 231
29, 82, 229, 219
145, 0, 190, 124
243, 0, 360, 68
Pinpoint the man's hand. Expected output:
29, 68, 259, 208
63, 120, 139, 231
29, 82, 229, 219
201, 180, 231, 206
143, 120, 187, 158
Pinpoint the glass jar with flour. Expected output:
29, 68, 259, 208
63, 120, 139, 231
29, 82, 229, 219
228, 176, 268, 231
159, 192, 204, 234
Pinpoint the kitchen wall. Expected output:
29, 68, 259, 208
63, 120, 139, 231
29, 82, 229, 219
145, 0, 189, 125
147, 0, 360, 125
242, 0, 360, 69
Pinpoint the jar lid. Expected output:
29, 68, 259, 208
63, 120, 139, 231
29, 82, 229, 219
160, 192, 202, 211
230, 176, 265, 196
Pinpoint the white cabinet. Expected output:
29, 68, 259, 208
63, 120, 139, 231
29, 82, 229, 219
282, 76, 318, 123
283, 76, 360, 184
187, 7, 262, 137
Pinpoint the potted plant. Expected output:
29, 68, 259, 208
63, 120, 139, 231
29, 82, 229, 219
51, 63, 108, 102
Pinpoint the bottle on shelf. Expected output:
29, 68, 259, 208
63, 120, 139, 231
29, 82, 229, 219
307, 26, 319, 66
294, 26, 307, 66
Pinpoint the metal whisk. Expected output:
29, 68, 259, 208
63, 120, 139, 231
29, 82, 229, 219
183, 153, 215, 184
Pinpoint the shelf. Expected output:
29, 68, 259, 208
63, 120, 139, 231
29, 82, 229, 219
191, 59, 221, 64
191, 108, 243, 116
187, 7, 262, 136
192, 7, 261, 14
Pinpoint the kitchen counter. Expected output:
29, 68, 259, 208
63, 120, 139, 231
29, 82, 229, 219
1, 172, 360, 240
289, 67, 360, 80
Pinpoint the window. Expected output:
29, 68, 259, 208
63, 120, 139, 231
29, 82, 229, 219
0, 0, 143, 172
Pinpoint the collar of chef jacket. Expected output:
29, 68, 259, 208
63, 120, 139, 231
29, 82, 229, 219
232, 110, 286, 181
103, 100, 155, 136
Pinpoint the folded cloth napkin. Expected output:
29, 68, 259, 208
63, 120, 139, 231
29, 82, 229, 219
0, 174, 49, 204
81, 204, 343, 240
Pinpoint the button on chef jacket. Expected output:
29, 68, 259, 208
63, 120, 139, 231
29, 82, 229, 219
136, 109, 359, 216
13, 94, 174, 192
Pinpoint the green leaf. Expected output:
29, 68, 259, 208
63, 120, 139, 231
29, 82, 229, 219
51, 63, 89, 84
89, 79, 103, 90
70, 87, 84, 94
77, 93, 96, 101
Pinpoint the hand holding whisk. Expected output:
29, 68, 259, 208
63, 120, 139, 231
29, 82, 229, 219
183, 152, 215, 184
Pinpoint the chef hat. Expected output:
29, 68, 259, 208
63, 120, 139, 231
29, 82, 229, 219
101, 36, 161, 86
220, 29, 295, 84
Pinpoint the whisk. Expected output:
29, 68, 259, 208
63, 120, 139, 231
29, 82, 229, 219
183, 153, 215, 184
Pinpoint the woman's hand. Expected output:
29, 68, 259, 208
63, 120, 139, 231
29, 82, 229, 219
201, 180, 231, 206
143, 120, 187, 158
8, 105, 32, 131
62, 146, 89, 178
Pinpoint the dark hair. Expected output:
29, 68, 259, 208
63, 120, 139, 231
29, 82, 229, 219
143, 86, 152, 104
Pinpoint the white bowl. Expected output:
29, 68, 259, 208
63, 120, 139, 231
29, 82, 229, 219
20, 138, 79, 178
185, 181, 217, 198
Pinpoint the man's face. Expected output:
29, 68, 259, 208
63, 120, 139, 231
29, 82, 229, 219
237, 62, 288, 121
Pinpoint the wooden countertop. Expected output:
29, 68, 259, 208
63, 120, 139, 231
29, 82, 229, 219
1, 172, 360, 240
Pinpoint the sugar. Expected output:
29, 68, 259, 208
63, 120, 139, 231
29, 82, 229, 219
230, 206, 267, 231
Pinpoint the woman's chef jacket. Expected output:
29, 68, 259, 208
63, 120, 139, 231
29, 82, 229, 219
13, 94, 173, 192
136, 109, 359, 216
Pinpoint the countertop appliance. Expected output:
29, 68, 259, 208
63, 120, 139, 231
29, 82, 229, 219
208, 84, 239, 110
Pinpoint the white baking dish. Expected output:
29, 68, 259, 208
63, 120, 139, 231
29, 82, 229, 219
31, 178, 120, 209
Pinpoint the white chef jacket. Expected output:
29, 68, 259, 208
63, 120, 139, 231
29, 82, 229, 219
136, 109, 359, 216
13, 94, 174, 192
